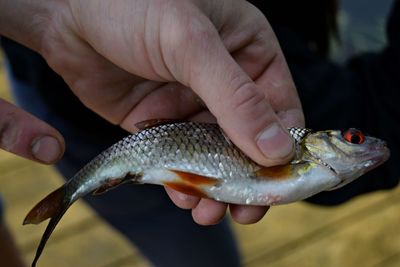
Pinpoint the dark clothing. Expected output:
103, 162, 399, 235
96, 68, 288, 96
253, 0, 400, 204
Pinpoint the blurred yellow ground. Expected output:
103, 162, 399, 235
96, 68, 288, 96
1, 52, 400, 267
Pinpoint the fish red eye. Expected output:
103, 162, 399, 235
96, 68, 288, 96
343, 129, 365, 144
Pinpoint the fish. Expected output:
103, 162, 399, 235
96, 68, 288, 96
23, 119, 390, 266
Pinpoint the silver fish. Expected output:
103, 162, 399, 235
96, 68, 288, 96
24, 120, 390, 266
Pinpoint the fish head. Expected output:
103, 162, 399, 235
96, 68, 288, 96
303, 128, 390, 189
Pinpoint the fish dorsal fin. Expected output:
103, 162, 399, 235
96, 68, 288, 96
135, 118, 185, 130
288, 127, 312, 144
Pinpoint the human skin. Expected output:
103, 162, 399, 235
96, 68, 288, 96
0, 0, 304, 225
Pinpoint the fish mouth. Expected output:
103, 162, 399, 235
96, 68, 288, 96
363, 148, 390, 172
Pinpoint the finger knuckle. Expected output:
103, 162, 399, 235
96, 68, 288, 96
0, 112, 20, 151
230, 81, 266, 119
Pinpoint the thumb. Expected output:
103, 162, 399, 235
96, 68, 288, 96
0, 99, 65, 164
173, 22, 294, 166
195, 66, 294, 166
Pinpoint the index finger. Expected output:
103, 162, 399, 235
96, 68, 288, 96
0, 99, 65, 163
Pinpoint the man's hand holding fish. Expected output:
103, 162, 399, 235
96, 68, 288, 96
0, 0, 304, 225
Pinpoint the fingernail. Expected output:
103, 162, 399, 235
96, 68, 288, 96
31, 136, 62, 163
257, 123, 293, 159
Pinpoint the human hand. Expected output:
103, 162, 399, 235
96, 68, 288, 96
0, 99, 64, 164
0, 0, 304, 225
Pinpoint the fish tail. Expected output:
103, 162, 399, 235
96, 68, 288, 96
23, 185, 71, 267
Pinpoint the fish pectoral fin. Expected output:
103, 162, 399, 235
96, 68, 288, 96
135, 118, 185, 130
255, 161, 313, 180
92, 173, 140, 195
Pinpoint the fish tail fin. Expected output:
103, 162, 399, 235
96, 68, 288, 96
30, 208, 68, 267
23, 185, 68, 225
23, 185, 70, 267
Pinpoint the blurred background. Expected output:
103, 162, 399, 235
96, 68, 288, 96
1, 48, 400, 267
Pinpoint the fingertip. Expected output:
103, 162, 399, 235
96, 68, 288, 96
0, 99, 65, 164
31, 135, 65, 164
229, 205, 269, 224
164, 187, 200, 209
256, 122, 294, 162
192, 199, 227, 226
